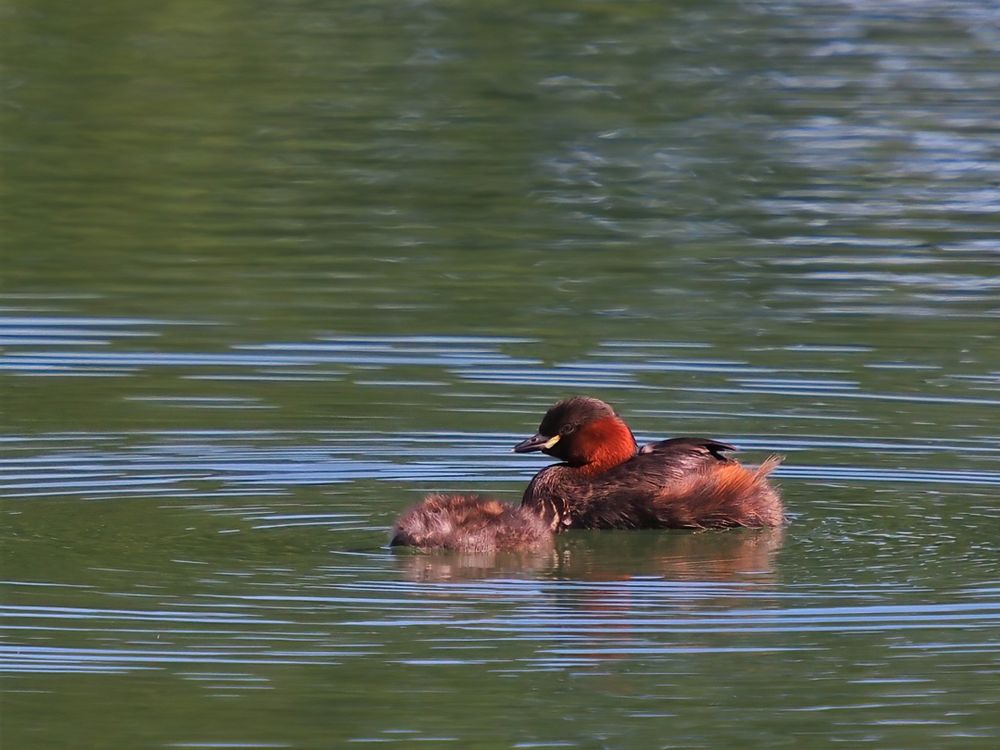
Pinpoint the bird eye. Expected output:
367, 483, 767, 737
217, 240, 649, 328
559, 424, 576, 436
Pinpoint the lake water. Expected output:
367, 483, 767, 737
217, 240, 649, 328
2, 1, 999, 747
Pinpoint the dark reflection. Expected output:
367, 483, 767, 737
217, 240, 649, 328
543, 529, 784, 667
553, 527, 785, 582
394, 527, 783, 582
393, 546, 558, 582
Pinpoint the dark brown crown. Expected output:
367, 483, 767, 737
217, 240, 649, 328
537, 397, 617, 437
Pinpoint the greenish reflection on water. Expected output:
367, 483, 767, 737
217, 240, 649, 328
2, 0, 999, 748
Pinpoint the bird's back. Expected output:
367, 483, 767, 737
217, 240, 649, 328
522, 438, 783, 530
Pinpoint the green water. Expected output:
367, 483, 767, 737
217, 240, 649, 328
3, 1, 999, 748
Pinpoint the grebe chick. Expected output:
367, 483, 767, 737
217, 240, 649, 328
515, 396, 784, 530
391, 493, 552, 553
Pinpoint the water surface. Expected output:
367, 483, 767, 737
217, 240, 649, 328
2, 1, 999, 748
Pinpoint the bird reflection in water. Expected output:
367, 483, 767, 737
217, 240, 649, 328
394, 527, 784, 583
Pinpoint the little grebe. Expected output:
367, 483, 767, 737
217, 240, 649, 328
391, 493, 552, 552
515, 396, 784, 531
390, 396, 784, 551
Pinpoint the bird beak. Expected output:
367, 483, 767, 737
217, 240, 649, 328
513, 433, 560, 453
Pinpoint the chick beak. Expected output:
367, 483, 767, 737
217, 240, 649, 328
512, 433, 560, 454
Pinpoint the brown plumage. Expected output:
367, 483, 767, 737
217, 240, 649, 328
515, 397, 784, 531
390, 493, 552, 552
522, 450, 783, 531
390, 396, 785, 552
